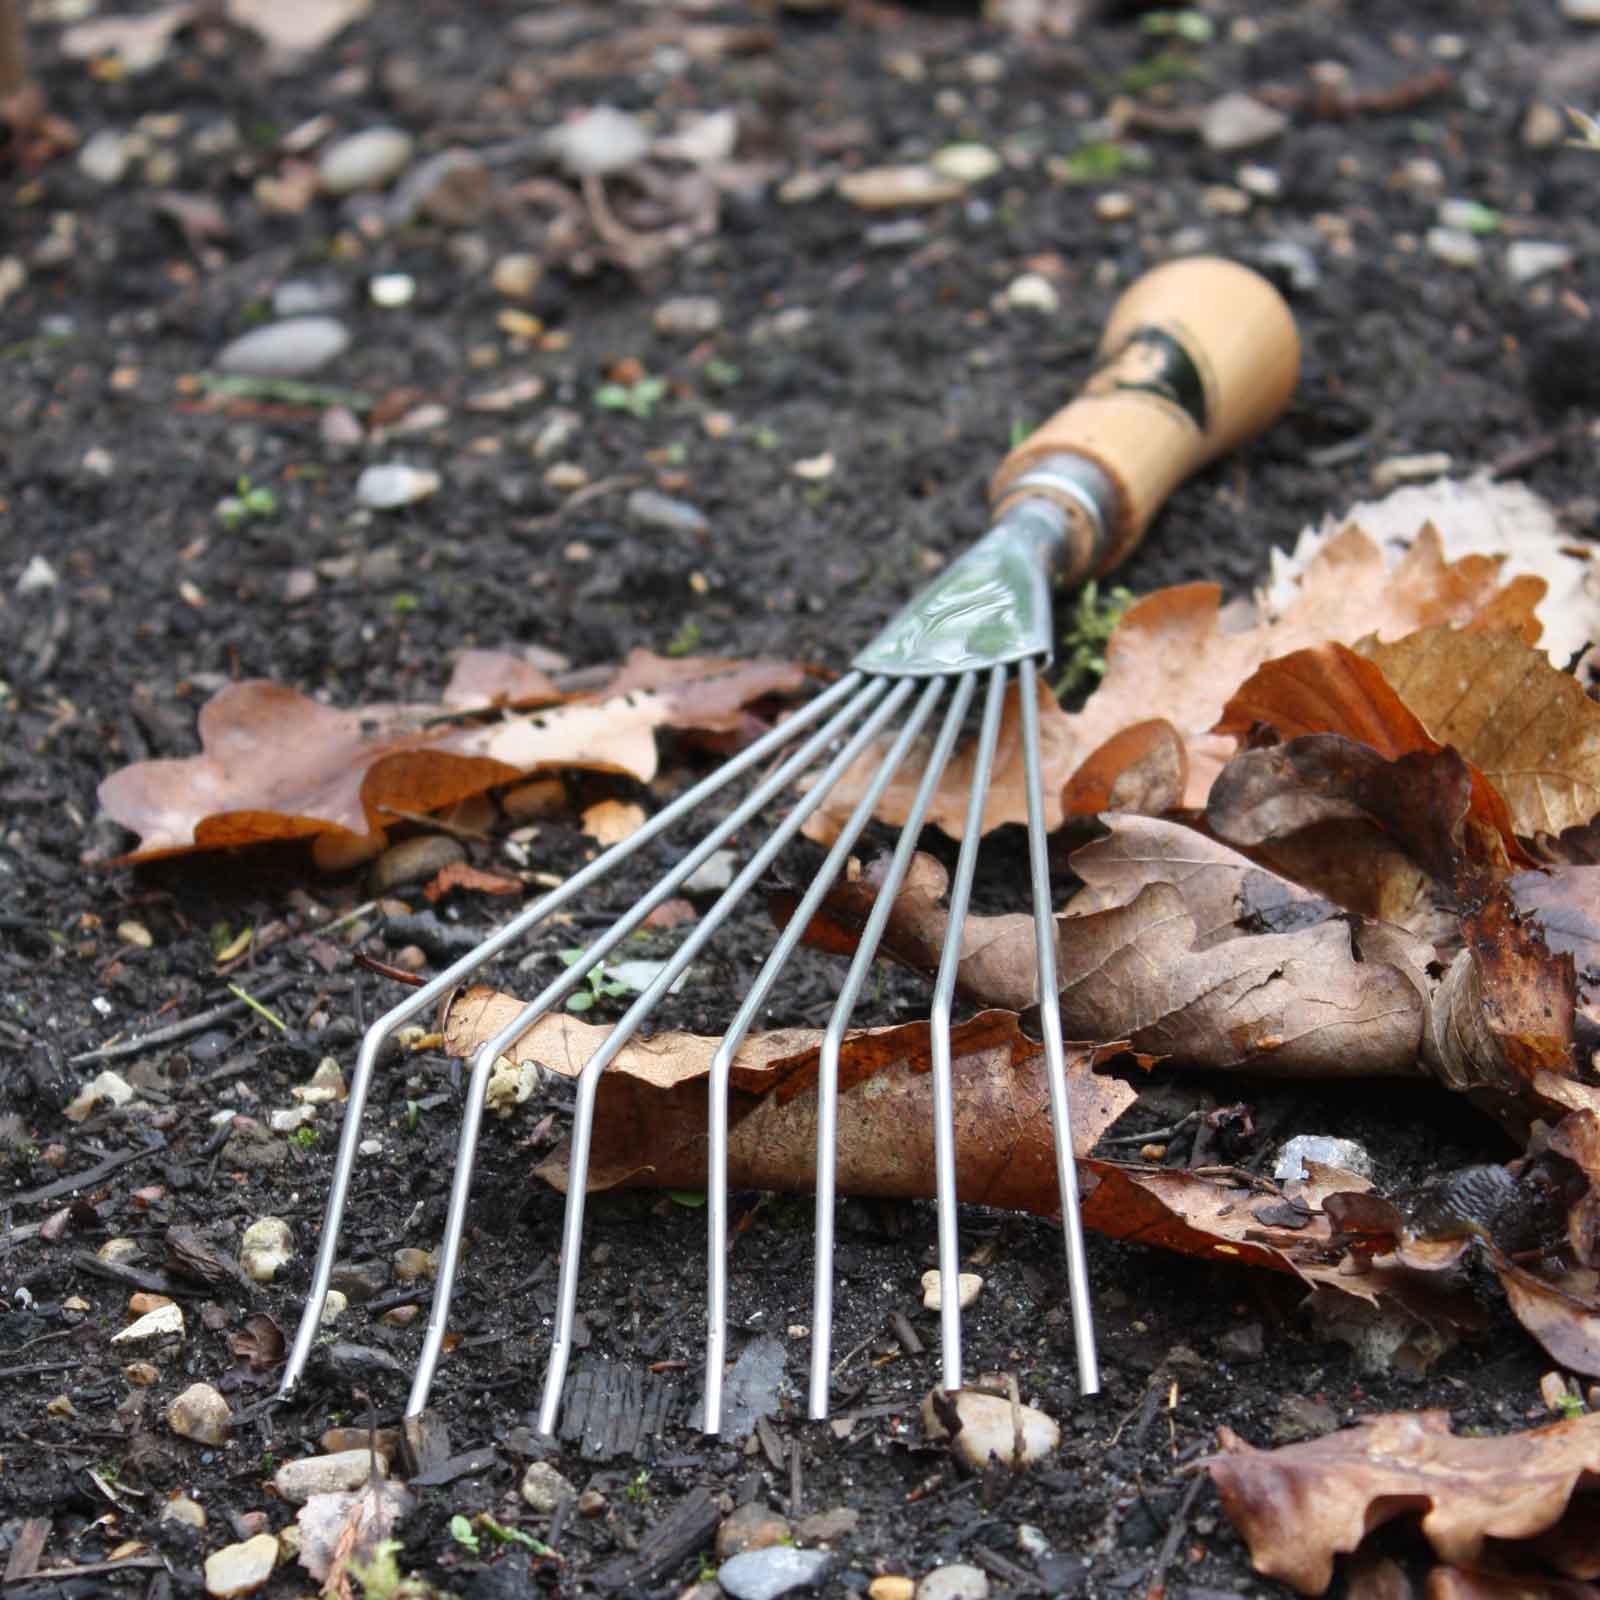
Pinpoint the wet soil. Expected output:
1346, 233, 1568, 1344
4, 1, 1600, 1596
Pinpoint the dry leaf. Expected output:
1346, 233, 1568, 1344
1207, 1408, 1600, 1595
296, 1477, 413, 1600
1362, 627, 1600, 838
422, 862, 523, 902
98, 652, 805, 861
581, 799, 647, 846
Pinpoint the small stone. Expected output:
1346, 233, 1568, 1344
716, 1502, 792, 1560
576, 1488, 607, 1517
1003, 273, 1060, 314
1372, 451, 1454, 490
112, 1302, 184, 1344
1016, 1526, 1050, 1560
493, 253, 542, 300
1563, 0, 1600, 20
1273, 1134, 1376, 1183
216, 317, 350, 377
1438, 197, 1500, 234
319, 127, 415, 194
65, 1068, 136, 1122
355, 463, 442, 510
130, 1292, 173, 1315
320, 1426, 402, 1456
718, 1547, 836, 1600
1093, 192, 1134, 222
161, 1492, 207, 1530
382, 1304, 420, 1327
1253, 238, 1320, 292
917, 1564, 989, 1600
123, 1361, 161, 1385
1201, 184, 1251, 216
790, 452, 835, 481
272, 1449, 388, 1504
653, 295, 723, 337
320, 1290, 349, 1326
521, 1459, 576, 1514
1200, 92, 1288, 152
1236, 164, 1281, 198
795, 1507, 858, 1543
921, 1270, 982, 1312
269, 1104, 316, 1134
239, 1217, 294, 1283
930, 143, 1002, 184
0, 255, 26, 309
1426, 227, 1483, 269
369, 833, 465, 892
546, 106, 650, 176
1506, 241, 1575, 285
1522, 101, 1566, 149
169, 1382, 232, 1445
273, 278, 348, 317
627, 488, 709, 536
486, 1055, 542, 1118
117, 919, 153, 948
331, 1259, 390, 1301
79, 128, 131, 184
838, 165, 964, 209
293, 1058, 346, 1104
1272, 1393, 1339, 1443
684, 849, 738, 895
99, 1237, 141, 1265
921, 1386, 1060, 1471
369, 273, 415, 308
392, 1247, 437, 1282
1217, 1322, 1265, 1362
869, 1580, 915, 1600
16, 554, 57, 595
204, 1534, 279, 1599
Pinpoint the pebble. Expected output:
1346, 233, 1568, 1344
1273, 1134, 1375, 1182
1426, 227, 1483, 269
0, 255, 25, 308
369, 833, 465, 892
1271, 1393, 1339, 1442
921, 1387, 1060, 1471
112, 1302, 183, 1348
240, 1217, 294, 1282
65, 1068, 135, 1121
1202, 184, 1251, 216
1003, 273, 1060, 314
521, 1459, 576, 1514
493, 254, 542, 300
717, 1503, 792, 1560
369, 273, 416, 308
204, 1533, 279, 1599
216, 317, 350, 377
269, 1104, 315, 1133
837, 165, 965, 209
576, 1489, 608, 1517
869, 1581, 914, 1600
272, 278, 348, 317
272, 1448, 388, 1503
99, 1237, 141, 1265
718, 1548, 836, 1600
683, 849, 738, 895
392, 1247, 437, 1282
320, 1290, 348, 1326
17, 553, 61, 593
1093, 192, 1133, 222
1236, 163, 1281, 198
319, 127, 415, 193
1522, 101, 1566, 149
1506, 241, 1575, 285
1200, 92, 1288, 152
293, 1057, 346, 1104
930, 142, 1002, 184
1253, 238, 1320, 292
921, 1270, 983, 1311
1564, 0, 1600, 20
628, 488, 709, 536
1217, 1321, 1265, 1362
865, 218, 927, 251
1372, 451, 1453, 489
917, 1565, 989, 1600
161, 1492, 207, 1529
796, 1507, 858, 1543
79, 128, 130, 184
653, 295, 723, 337
355, 463, 442, 509
123, 1361, 161, 1385
168, 1382, 232, 1445
1438, 197, 1500, 234
546, 105, 651, 176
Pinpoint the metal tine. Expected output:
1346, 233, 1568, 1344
701, 672, 955, 1432
809, 670, 979, 1419
928, 663, 1008, 1397
537, 674, 931, 1435
1019, 657, 1100, 1396
406, 673, 901, 1415
279, 670, 868, 1402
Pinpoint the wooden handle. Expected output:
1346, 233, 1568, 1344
991, 256, 1299, 576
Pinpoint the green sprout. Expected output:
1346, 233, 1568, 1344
665, 618, 703, 657
1139, 9, 1215, 42
703, 358, 741, 389
1119, 53, 1198, 94
449, 1515, 480, 1555
216, 475, 279, 529
594, 375, 668, 419
1050, 141, 1152, 185
560, 950, 634, 1013
1554, 1389, 1587, 1421
290, 1125, 318, 1151
405, 1099, 420, 1134
477, 1515, 550, 1555
625, 1468, 652, 1504
1054, 580, 1135, 700
392, 593, 420, 615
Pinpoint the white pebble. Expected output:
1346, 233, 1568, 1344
521, 1459, 576, 1514
546, 106, 650, 176
78, 129, 130, 184
216, 317, 350, 377
921, 1270, 983, 1312
1094, 192, 1134, 222
917, 1564, 990, 1600
837, 165, 964, 209
356, 463, 441, 509
369, 273, 415, 308
64, 1069, 136, 1123
1372, 451, 1454, 490
1506, 241, 1575, 285
112, 1302, 185, 1344
1273, 1133, 1376, 1182
1200, 92, 1288, 153
1562, 0, 1600, 21
653, 296, 723, 337
204, 1534, 279, 1599
161, 1493, 207, 1529
319, 127, 415, 194
239, 1216, 294, 1283
1236, 164, 1281, 198
268, 1105, 316, 1133
921, 1386, 1060, 1471
1426, 226, 1482, 269
931, 143, 1002, 184
1003, 273, 1060, 314
272, 1448, 388, 1504
17, 555, 60, 595
168, 1382, 231, 1445
684, 849, 738, 895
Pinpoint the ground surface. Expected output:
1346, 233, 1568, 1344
4, 1, 1600, 1596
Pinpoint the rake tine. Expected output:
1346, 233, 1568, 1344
404, 674, 901, 1416
808, 670, 977, 1420
278, 671, 866, 1404
1019, 657, 1099, 1396
537, 675, 929, 1436
927, 662, 1008, 1397
701, 674, 952, 1433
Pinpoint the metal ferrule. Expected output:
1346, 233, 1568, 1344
852, 454, 1120, 678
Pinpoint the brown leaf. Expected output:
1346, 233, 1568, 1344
99, 655, 804, 862
421, 862, 523, 902
1361, 627, 1600, 838
1423, 1568, 1600, 1600
296, 1478, 413, 1600
1491, 1253, 1600, 1379
1207, 1408, 1600, 1595
1059, 718, 1187, 816
228, 1312, 286, 1373
442, 989, 1134, 1208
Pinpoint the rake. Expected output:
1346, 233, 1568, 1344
278, 256, 1300, 1435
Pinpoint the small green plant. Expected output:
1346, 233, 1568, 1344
1008, 415, 1032, 450
477, 1515, 550, 1555
1119, 52, 1198, 94
405, 1099, 420, 1134
392, 593, 420, 614
1054, 580, 1135, 700
216, 475, 278, 529
290, 1125, 318, 1151
560, 950, 634, 1013
449, 1514, 480, 1555
1051, 141, 1152, 185
752, 425, 781, 450
625, 1468, 652, 1504
665, 618, 703, 657
1554, 1389, 1587, 1421
1139, 8, 1215, 42
703, 357, 741, 389
594, 375, 668, 419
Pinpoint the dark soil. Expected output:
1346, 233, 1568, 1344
4, 2, 1599, 1597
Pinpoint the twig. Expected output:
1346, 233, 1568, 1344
7, 1132, 168, 1209
353, 953, 428, 988
520, 473, 643, 531
1143, 1473, 1205, 1600
69, 975, 297, 1063
226, 983, 289, 1033
2, 1556, 168, 1584
1257, 66, 1452, 120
